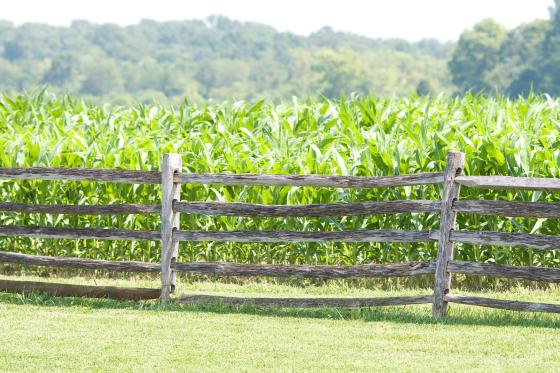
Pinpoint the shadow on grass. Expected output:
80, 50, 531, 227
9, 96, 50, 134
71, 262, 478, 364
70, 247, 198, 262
1, 291, 560, 329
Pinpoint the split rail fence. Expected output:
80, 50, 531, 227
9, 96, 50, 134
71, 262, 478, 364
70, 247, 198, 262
0, 152, 560, 316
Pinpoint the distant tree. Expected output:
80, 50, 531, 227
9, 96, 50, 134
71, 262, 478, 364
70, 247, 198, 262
507, 68, 540, 97
538, 0, 560, 94
311, 49, 372, 98
491, 20, 549, 96
415, 80, 433, 96
449, 19, 507, 93
80, 61, 122, 96
42, 55, 76, 86
0, 16, 456, 103
3, 41, 24, 61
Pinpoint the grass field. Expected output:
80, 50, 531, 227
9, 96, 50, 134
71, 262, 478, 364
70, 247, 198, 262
1, 275, 560, 372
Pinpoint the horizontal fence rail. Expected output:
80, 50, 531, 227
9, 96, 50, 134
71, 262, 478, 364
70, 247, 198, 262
0, 202, 160, 215
0, 251, 160, 272
445, 295, 560, 313
455, 176, 560, 192
0, 167, 161, 184
171, 261, 436, 278
180, 294, 434, 308
434, 230, 560, 250
174, 200, 441, 217
0, 225, 161, 241
448, 260, 560, 282
0, 251, 435, 279
453, 200, 560, 218
174, 229, 435, 243
0, 279, 160, 300
175, 172, 444, 188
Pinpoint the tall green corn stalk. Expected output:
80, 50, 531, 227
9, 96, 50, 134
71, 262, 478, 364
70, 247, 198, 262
0, 91, 559, 268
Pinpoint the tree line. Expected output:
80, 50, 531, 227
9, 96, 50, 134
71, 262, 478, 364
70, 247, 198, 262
0, 1, 558, 103
450, 0, 560, 96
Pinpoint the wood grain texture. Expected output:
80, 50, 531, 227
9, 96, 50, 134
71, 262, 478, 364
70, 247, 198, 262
174, 200, 441, 217
455, 176, 560, 192
448, 260, 560, 282
0, 225, 160, 241
0, 251, 160, 272
174, 172, 444, 188
0, 202, 160, 215
445, 294, 560, 313
160, 153, 182, 301
453, 200, 560, 218
433, 151, 465, 318
0, 279, 160, 300
179, 294, 434, 307
0, 167, 161, 184
442, 230, 560, 250
174, 229, 435, 243
171, 261, 436, 278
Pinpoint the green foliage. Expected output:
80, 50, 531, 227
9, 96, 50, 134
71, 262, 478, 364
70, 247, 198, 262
1, 92, 560, 270
0, 18, 453, 103
311, 49, 373, 97
450, 2, 560, 96
415, 80, 433, 96
539, 0, 560, 93
499, 20, 550, 95
449, 19, 508, 93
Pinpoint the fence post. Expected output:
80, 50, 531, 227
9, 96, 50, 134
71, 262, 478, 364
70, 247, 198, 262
160, 153, 182, 302
432, 151, 465, 317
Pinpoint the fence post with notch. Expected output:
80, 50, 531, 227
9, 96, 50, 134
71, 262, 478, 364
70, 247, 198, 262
432, 151, 465, 317
160, 153, 182, 301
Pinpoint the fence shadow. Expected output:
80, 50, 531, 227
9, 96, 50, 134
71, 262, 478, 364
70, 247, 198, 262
1, 291, 559, 330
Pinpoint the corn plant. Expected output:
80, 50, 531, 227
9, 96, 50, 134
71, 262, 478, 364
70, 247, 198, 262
0, 91, 559, 268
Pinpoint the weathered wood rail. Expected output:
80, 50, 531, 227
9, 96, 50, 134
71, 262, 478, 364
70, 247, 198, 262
174, 172, 444, 188
179, 294, 434, 307
0, 152, 559, 318
173, 200, 441, 217
0, 202, 160, 215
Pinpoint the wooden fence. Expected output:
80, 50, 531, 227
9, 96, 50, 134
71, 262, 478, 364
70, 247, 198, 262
1, 152, 560, 317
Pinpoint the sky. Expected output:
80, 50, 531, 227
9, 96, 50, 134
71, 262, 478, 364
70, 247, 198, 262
1, 0, 554, 41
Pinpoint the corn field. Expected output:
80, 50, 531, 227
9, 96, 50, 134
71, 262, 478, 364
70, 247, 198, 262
0, 91, 559, 268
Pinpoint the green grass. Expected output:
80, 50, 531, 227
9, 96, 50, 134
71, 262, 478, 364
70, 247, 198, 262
1, 275, 560, 372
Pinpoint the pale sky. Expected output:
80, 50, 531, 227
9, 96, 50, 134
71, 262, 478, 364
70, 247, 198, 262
2, 0, 554, 41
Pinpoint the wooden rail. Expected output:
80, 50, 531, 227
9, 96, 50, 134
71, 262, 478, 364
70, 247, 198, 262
445, 295, 560, 313
0, 202, 160, 215
0, 251, 160, 272
448, 261, 560, 282
0, 279, 160, 300
2, 152, 560, 318
172, 261, 436, 278
0, 167, 161, 184
174, 200, 440, 217
455, 175, 560, 192
0, 251, 434, 278
180, 294, 434, 307
173, 229, 434, 243
174, 172, 444, 188
453, 200, 560, 218
0, 225, 160, 241
445, 231, 560, 250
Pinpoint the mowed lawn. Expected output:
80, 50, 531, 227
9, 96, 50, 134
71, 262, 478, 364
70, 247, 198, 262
1, 275, 560, 372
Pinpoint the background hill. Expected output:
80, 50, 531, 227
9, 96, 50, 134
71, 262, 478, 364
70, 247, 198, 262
0, 0, 558, 103
0, 16, 454, 103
